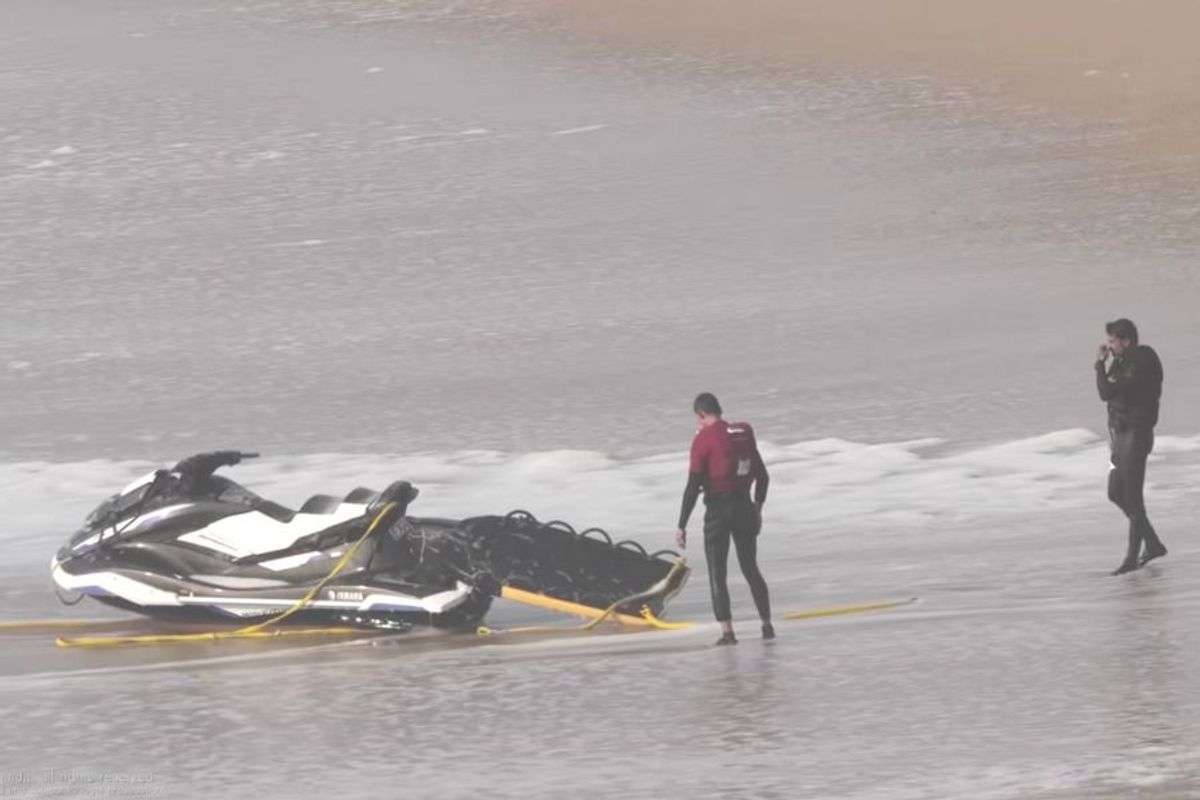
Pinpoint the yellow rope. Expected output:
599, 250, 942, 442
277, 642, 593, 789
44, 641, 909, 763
56, 502, 398, 648
56, 627, 368, 648
636, 597, 918, 630
637, 607, 696, 630
477, 559, 690, 637
495, 586, 655, 627
780, 597, 917, 621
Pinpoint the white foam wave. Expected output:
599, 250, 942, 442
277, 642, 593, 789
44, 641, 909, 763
2, 429, 1197, 566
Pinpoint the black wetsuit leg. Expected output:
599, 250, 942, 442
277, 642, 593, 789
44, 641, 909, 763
704, 496, 772, 623
730, 498, 771, 623
703, 500, 734, 622
1109, 426, 1164, 572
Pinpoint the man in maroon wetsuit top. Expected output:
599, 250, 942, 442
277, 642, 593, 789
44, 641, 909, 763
676, 392, 773, 645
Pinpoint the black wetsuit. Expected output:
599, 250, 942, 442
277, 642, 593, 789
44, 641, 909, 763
678, 420, 771, 624
701, 494, 769, 624
1095, 345, 1166, 571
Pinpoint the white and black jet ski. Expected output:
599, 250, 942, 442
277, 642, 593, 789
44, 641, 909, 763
50, 451, 689, 631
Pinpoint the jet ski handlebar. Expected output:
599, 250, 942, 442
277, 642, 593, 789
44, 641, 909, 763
171, 450, 259, 480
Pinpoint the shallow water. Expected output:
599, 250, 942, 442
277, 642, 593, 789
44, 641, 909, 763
3, 443, 1199, 799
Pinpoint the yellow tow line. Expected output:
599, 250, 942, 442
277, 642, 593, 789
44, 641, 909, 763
480, 588, 918, 637
56, 502, 399, 648
477, 559, 692, 636
781, 597, 917, 621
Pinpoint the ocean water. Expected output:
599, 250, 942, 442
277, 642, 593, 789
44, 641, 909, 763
2, 0, 1198, 462
2, 1, 1199, 798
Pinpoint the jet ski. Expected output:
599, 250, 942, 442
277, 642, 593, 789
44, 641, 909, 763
50, 451, 689, 631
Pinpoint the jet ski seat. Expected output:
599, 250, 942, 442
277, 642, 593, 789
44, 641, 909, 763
254, 489, 386, 523
344, 487, 380, 504
253, 501, 298, 524
208, 476, 298, 523
298, 495, 344, 514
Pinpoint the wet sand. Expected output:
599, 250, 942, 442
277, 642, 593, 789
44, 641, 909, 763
6, 509, 1200, 800
513, 0, 1200, 161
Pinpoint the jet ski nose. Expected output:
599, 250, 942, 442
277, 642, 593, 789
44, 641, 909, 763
50, 543, 77, 572
57, 525, 104, 563
54, 543, 78, 565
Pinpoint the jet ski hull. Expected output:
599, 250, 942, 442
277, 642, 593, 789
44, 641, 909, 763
51, 451, 688, 632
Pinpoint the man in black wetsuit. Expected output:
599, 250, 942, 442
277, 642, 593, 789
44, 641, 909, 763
676, 392, 773, 645
1095, 318, 1167, 575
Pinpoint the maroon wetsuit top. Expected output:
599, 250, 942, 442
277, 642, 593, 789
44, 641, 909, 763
678, 420, 769, 529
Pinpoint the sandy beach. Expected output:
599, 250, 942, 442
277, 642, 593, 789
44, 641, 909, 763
515, 0, 1200, 160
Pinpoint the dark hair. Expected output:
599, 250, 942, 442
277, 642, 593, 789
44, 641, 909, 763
693, 392, 722, 416
1105, 318, 1139, 346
